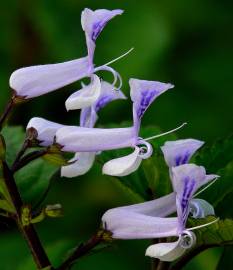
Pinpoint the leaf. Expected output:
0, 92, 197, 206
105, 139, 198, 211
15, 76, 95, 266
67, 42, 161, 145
43, 144, 68, 166
15, 158, 58, 203
216, 246, 233, 270
1, 126, 25, 165
0, 199, 15, 213
188, 217, 233, 246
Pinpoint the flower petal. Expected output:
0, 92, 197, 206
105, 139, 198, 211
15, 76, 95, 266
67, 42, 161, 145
10, 57, 91, 98
161, 139, 204, 167
61, 152, 95, 178
27, 117, 64, 146
189, 199, 215, 218
102, 147, 142, 176
103, 208, 178, 239
81, 8, 123, 63
129, 78, 174, 133
65, 75, 101, 110
145, 239, 186, 261
80, 80, 126, 128
56, 126, 135, 152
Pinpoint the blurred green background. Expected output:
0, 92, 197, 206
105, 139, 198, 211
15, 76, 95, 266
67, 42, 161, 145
0, 0, 232, 269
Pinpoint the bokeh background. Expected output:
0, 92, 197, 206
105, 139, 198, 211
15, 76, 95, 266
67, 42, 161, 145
0, 0, 232, 269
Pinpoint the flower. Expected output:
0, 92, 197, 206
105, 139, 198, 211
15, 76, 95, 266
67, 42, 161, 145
61, 80, 126, 177
9, 8, 123, 99
102, 160, 218, 261
27, 80, 126, 177
56, 78, 175, 176
145, 164, 219, 261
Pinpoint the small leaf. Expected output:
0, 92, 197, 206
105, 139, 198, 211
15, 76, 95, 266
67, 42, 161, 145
0, 199, 15, 213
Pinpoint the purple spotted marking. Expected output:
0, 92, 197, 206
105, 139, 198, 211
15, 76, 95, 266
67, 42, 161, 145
92, 21, 108, 41
95, 96, 112, 112
137, 89, 158, 119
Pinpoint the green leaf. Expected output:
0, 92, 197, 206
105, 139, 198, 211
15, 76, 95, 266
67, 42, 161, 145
15, 158, 58, 203
1, 126, 25, 165
0, 199, 15, 213
216, 246, 233, 270
43, 144, 68, 166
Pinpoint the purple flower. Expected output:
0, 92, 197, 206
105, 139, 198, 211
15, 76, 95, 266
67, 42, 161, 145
10, 8, 123, 99
56, 78, 174, 176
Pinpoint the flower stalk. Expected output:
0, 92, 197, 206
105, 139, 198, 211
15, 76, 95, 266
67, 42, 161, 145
1, 160, 52, 269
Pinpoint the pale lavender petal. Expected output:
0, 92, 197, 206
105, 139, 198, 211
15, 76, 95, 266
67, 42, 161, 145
105, 193, 176, 217
189, 199, 215, 218
81, 8, 123, 63
103, 209, 178, 239
61, 152, 95, 178
27, 117, 64, 146
102, 147, 142, 176
65, 75, 101, 111
161, 139, 204, 167
56, 126, 136, 152
80, 80, 126, 128
129, 78, 174, 133
10, 57, 91, 98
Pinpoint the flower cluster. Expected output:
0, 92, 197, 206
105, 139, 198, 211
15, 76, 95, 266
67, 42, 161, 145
9, 8, 219, 262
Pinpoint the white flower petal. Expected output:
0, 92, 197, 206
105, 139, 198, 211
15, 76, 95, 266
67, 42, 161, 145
102, 147, 142, 176
61, 152, 95, 178
145, 240, 186, 261
65, 75, 101, 110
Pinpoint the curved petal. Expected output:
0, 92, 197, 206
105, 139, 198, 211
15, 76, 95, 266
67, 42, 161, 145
102, 208, 178, 239
61, 152, 95, 178
189, 199, 215, 218
65, 75, 101, 110
81, 8, 123, 63
10, 57, 91, 98
102, 147, 142, 176
145, 239, 186, 261
27, 117, 64, 146
161, 139, 204, 167
56, 126, 135, 152
129, 78, 174, 133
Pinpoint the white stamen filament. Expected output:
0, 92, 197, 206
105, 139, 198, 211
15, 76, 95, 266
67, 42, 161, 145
144, 122, 187, 141
194, 177, 219, 197
187, 217, 219, 231
102, 47, 134, 67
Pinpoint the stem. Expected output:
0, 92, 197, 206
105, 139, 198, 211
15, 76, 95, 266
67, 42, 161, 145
57, 233, 103, 270
157, 261, 170, 270
2, 161, 52, 269
12, 149, 47, 172
0, 96, 15, 131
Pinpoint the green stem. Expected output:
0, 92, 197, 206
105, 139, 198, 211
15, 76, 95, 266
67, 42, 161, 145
2, 160, 52, 269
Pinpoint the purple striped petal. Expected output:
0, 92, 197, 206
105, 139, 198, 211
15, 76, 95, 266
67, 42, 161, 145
161, 139, 204, 167
129, 78, 174, 134
10, 57, 91, 99
171, 164, 218, 231
81, 8, 123, 63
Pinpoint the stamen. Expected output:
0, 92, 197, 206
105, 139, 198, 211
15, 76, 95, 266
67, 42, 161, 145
144, 122, 187, 141
187, 217, 219, 231
137, 140, 153, 159
94, 65, 123, 90
194, 177, 219, 197
102, 47, 134, 67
